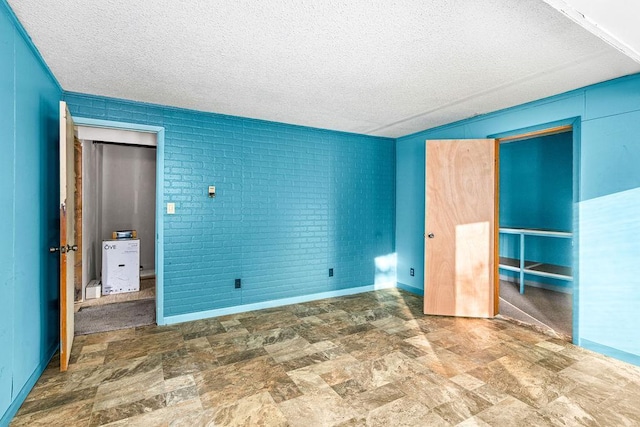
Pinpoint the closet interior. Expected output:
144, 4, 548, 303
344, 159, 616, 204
498, 129, 574, 338
74, 138, 158, 335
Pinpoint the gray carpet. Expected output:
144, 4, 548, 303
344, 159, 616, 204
75, 298, 156, 335
499, 280, 572, 339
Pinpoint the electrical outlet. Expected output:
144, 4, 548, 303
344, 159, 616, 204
410, 268, 415, 277
329, 268, 334, 277
235, 278, 241, 289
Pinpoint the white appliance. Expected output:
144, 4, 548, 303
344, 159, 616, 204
102, 238, 140, 295
85, 280, 101, 299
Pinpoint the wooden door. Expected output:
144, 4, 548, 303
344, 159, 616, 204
59, 101, 77, 371
424, 139, 498, 318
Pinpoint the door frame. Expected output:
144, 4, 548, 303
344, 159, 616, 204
489, 117, 581, 344
59, 101, 76, 371
72, 117, 167, 325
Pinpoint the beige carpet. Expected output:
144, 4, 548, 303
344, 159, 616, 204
499, 280, 572, 339
74, 277, 156, 335
75, 298, 155, 335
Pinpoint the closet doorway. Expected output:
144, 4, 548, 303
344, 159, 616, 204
73, 125, 158, 336
497, 125, 575, 340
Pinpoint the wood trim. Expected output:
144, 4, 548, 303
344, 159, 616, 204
493, 139, 499, 316
497, 124, 572, 144
59, 101, 70, 372
74, 137, 82, 301
59, 204, 69, 372
423, 144, 429, 314
59, 101, 75, 372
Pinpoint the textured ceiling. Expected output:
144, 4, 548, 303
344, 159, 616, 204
543, 0, 640, 62
8, 0, 640, 137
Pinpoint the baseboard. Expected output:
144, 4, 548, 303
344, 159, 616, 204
396, 282, 423, 296
499, 274, 573, 294
140, 269, 155, 279
0, 342, 58, 426
163, 281, 397, 325
580, 339, 640, 367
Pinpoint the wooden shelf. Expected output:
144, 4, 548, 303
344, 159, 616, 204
498, 228, 573, 294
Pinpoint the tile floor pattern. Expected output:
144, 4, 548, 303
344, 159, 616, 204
12, 289, 640, 426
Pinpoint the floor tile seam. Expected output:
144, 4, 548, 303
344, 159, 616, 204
89, 397, 203, 427
561, 392, 619, 417
23, 383, 101, 408
595, 385, 637, 410
11, 394, 97, 420
565, 362, 633, 387
534, 395, 607, 424
88, 392, 170, 427
93, 377, 167, 404
10, 413, 93, 427
81, 347, 110, 356
473, 398, 537, 424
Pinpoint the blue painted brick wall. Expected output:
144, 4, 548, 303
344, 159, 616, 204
64, 93, 395, 316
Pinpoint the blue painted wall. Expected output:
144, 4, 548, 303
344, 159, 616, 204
0, 2, 62, 423
500, 133, 573, 232
396, 73, 640, 364
63, 93, 396, 319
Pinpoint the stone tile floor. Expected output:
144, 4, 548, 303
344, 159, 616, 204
11, 289, 640, 426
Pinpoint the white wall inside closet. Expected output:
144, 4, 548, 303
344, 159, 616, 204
80, 128, 157, 298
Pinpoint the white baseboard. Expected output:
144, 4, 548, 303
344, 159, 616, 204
140, 269, 156, 278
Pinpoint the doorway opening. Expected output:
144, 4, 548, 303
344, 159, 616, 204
73, 126, 158, 335
497, 125, 575, 340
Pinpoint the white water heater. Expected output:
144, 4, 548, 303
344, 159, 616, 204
102, 239, 140, 295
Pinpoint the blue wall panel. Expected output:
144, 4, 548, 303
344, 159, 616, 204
63, 93, 396, 318
0, 4, 16, 416
581, 110, 640, 201
396, 73, 640, 364
11, 23, 60, 401
500, 133, 573, 232
395, 138, 425, 294
0, 1, 62, 423
579, 187, 640, 357
584, 75, 640, 120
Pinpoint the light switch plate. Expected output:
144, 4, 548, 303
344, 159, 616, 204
167, 202, 175, 214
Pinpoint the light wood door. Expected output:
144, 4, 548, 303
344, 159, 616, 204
424, 139, 498, 318
59, 101, 77, 371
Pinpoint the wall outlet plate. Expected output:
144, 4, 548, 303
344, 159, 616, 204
329, 268, 334, 277
235, 278, 241, 288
